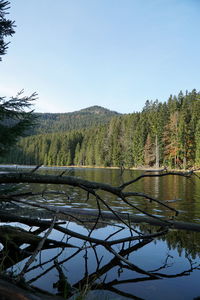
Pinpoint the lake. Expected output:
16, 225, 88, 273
1, 166, 200, 299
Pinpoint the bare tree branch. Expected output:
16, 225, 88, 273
17, 215, 57, 280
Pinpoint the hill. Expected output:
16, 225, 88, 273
31, 105, 120, 135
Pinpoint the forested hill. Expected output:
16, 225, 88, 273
3, 89, 200, 169
31, 105, 120, 134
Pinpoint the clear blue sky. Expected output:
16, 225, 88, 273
1, 0, 200, 113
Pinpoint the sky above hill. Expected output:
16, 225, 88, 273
1, 0, 200, 113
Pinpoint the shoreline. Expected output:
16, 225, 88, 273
0, 164, 197, 173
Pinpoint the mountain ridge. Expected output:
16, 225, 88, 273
35, 105, 120, 116
32, 105, 121, 135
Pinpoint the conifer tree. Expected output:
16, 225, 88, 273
195, 120, 200, 167
0, 0, 15, 60
0, 1, 36, 157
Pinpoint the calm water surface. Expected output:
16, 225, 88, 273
1, 166, 200, 299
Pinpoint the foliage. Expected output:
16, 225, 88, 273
0, 91, 37, 156
0, 0, 15, 60
0, 1, 36, 157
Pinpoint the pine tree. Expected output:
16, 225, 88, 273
195, 120, 200, 167
144, 133, 155, 166
0, 0, 15, 60
163, 111, 179, 168
0, 1, 36, 157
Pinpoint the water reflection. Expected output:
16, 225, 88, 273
1, 218, 200, 300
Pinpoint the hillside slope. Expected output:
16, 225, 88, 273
32, 105, 120, 134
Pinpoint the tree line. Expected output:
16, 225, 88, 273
2, 89, 200, 169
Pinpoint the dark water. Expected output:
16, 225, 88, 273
1, 166, 200, 299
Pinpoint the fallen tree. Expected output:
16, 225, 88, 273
1, 167, 199, 230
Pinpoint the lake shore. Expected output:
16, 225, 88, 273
0, 163, 198, 173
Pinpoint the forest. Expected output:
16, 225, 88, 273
31, 105, 120, 135
2, 89, 200, 169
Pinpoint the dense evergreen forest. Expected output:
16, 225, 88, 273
3, 89, 200, 169
31, 105, 120, 134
